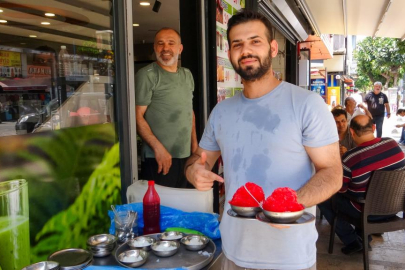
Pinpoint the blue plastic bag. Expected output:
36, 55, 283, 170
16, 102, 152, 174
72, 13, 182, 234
108, 203, 220, 239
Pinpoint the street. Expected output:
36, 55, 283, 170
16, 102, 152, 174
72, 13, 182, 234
0, 121, 17, 137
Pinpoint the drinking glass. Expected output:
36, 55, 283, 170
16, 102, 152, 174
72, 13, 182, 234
0, 179, 30, 270
115, 211, 138, 242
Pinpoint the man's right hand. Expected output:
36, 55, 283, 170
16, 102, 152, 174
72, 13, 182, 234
186, 152, 224, 191
154, 145, 172, 175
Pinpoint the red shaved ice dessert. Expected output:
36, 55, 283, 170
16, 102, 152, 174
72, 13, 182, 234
229, 182, 265, 207
263, 187, 304, 212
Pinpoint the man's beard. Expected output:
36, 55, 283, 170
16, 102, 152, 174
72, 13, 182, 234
231, 49, 272, 81
156, 51, 179, 67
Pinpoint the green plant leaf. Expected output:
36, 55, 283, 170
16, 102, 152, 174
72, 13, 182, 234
31, 143, 121, 261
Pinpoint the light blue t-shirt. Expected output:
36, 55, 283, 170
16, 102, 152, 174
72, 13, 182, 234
200, 82, 338, 269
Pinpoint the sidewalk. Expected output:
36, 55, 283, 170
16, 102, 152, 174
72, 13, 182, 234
381, 114, 405, 152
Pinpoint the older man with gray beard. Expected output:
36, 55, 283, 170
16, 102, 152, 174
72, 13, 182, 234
135, 27, 197, 188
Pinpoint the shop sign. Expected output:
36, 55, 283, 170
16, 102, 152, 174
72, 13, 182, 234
311, 78, 326, 96
27, 65, 52, 77
0, 50, 21, 66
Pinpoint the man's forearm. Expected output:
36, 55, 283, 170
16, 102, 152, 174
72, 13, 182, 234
385, 104, 391, 114
363, 107, 373, 119
297, 166, 342, 207
191, 112, 198, 153
136, 116, 165, 152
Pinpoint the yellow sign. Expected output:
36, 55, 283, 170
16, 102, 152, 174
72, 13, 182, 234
327, 86, 341, 107
0, 51, 21, 67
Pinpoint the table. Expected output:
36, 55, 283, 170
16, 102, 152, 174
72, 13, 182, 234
90, 239, 222, 269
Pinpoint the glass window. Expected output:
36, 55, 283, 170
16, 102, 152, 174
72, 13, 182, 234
0, 0, 115, 136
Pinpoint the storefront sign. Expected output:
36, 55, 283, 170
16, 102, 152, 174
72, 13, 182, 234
27, 65, 52, 77
0, 50, 21, 66
311, 78, 326, 96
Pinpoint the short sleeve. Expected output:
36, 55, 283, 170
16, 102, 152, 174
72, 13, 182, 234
384, 94, 389, 104
135, 67, 155, 106
199, 107, 220, 151
300, 94, 339, 147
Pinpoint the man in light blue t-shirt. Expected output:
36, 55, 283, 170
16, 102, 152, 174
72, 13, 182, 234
185, 10, 342, 269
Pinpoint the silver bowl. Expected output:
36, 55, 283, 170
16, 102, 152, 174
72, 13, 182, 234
180, 235, 209, 251
230, 204, 262, 217
262, 209, 304, 223
159, 231, 184, 241
21, 261, 60, 270
87, 234, 117, 257
117, 249, 148, 268
151, 240, 180, 257
127, 236, 156, 251
87, 234, 117, 247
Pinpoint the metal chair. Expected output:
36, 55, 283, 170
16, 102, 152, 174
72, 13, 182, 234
328, 170, 405, 270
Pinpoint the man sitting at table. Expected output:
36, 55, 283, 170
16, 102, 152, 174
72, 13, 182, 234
332, 108, 356, 158
318, 115, 405, 255
344, 96, 372, 123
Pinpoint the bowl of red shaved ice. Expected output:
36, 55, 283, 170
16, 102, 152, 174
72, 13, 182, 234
262, 187, 305, 223
228, 182, 264, 217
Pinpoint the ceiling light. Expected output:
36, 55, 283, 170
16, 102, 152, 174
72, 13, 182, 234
0, 10, 3, 12
140, 2, 150, 6
45, 13, 55, 17
153, 0, 161, 13
0, 20, 7, 23
29, 35, 37, 38
41, 22, 50, 25
133, 23, 140, 26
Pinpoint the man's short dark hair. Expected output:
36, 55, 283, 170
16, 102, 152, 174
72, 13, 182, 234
227, 10, 273, 44
397, 109, 405, 115
350, 116, 374, 137
154, 27, 181, 42
331, 108, 347, 119
354, 88, 359, 92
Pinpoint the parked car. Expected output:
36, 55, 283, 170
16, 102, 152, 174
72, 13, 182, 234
15, 99, 59, 134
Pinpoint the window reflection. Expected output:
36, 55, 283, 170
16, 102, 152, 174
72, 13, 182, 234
0, 0, 115, 136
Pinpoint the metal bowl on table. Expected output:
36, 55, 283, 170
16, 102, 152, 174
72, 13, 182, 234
230, 204, 262, 217
262, 209, 304, 223
159, 231, 184, 241
127, 236, 156, 251
117, 249, 148, 268
180, 235, 210, 251
86, 234, 117, 257
151, 240, 180, 257
21, 261, 60, 270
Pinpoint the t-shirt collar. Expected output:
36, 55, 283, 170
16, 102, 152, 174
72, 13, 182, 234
358, 137, 381, 147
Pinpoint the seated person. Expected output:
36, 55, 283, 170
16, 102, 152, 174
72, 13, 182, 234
318, 115, 405, 255
345, 97, 372, 123
396, 109, 405, 145
332, 108, 356, 157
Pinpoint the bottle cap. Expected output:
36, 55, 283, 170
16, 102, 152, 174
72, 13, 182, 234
61, 45, 66, 49
148, 180, 155, 186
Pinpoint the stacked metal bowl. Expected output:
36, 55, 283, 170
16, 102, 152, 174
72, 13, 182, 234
21, 261, 60, 270
87, 234, 117, 257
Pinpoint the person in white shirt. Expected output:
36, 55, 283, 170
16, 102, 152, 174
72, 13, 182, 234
351, 88, 363, 106
345, 97, 372, 123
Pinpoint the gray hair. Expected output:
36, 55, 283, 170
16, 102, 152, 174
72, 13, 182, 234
374, 81, 382, 87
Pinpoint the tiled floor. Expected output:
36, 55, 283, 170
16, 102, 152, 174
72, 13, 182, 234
316, 217, 405, 270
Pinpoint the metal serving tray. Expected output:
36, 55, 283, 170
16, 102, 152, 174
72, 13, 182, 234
115, 233, 216, 270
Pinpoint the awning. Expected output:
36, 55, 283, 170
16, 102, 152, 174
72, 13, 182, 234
303, 0, 405, 39
299, 34, 333, 60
